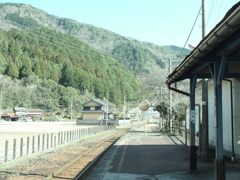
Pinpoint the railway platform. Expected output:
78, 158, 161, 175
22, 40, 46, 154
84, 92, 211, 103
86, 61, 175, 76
87, 123, 240, 180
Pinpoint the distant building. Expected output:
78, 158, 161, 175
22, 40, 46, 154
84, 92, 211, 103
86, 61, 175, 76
14, 107, 27, 118
26, 109, 44, 120
1, 113, 19, 121
77, 99, 117, 125
82, 99, 106, 120
13, 107, 43, 121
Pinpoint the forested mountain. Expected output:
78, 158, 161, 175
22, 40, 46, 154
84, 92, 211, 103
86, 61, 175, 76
0, 3, 190, 74
0, 3, 190, 111
0, 27, 139, 108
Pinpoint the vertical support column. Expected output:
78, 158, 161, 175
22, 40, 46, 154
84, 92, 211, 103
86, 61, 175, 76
214, 57, 226, 180
201, 79, 209, 160
169, 59, 172, 133
214, 80, 225, 180
189, 76, 197, 171
200, 0, 209, 161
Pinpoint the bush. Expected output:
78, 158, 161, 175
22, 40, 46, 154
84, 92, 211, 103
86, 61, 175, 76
43, 117, 57, 122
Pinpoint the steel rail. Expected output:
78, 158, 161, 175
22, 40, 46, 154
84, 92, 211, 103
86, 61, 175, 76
74, 135, 121, 180
43, 130, 128, 180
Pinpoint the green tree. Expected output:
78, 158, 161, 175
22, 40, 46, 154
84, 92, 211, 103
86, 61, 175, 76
61, 64, 74, 87
33, 59, 42, 78
8, 39, 20, 61
20, 53, 32, 77
93, 78, 104, 99
7, 60, 19, 79
1, 40, 9, 57
51, 66, 60, 82
154, 101, 169, 120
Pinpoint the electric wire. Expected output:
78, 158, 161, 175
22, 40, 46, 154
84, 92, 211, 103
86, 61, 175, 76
207, 0, 215, 25
215, 0, 224, 24
178, 6, 202, 60
170, 0, 184, 47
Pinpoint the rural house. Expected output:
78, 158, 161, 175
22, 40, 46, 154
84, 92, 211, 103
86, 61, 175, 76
77, 99, 116, 125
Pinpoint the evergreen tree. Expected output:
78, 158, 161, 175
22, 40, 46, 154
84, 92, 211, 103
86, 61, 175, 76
8, 39, 20, 61
1, 40, 9, 57
7, 60, 19, 79
51, 66, 60, 82
33, 59, 42, 78
20, 52, 32, 77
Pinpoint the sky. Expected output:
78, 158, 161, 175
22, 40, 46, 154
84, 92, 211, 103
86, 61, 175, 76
1, 0, 239, 48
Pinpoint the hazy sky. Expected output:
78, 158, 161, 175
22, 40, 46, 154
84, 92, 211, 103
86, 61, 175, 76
1, 0, 239, 47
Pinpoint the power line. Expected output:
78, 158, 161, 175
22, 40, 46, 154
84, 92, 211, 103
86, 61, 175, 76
207, 0, 215, 25
178, 6, 202, 59
215, 0, 224, 24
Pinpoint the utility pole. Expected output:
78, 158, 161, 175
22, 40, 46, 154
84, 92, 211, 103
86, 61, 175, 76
70, 98, 73, 121
202, 0, 206, 38
106, 101, 108, 125
0, 91, 2, 115
169, 59, 172, 133
201, 0, 209, 161
123, 97, 126, 125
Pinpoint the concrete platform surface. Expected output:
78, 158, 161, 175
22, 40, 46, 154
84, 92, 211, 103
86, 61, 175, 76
87, 124, 240, 180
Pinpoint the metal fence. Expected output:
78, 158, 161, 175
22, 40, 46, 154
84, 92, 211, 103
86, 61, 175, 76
0, 125, 115, 163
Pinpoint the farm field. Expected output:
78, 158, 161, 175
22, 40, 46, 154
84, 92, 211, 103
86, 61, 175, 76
0, 121, 92, 163
0, 121, 88, 145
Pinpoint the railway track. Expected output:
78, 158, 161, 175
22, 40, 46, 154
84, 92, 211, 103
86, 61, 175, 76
44, 129, 128, 180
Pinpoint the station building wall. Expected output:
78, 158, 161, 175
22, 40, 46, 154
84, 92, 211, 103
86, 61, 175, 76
208, 79, 237, 158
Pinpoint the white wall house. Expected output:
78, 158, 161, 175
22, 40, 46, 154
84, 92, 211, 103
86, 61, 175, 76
208, 79, 240, 160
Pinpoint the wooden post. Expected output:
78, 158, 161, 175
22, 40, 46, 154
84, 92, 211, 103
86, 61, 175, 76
61, 132, 63, 144
38, 135, 40, 151
4, 140, 8, 162
51, 133, 53, 147
54, 135, 57, 152
64, 131, 66, 143
58, 132, 60, 145
20, 138, 23, 157
32, 136, 35, 153
13, 139, 16, 159
47, 134, 49, 149
27, 137, 29, 155
42, 134, 45, 150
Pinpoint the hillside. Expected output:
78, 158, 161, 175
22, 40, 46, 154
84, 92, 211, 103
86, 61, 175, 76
0, 3, 191, 110
0, 26, 139, 110
0, 3, 190, 74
